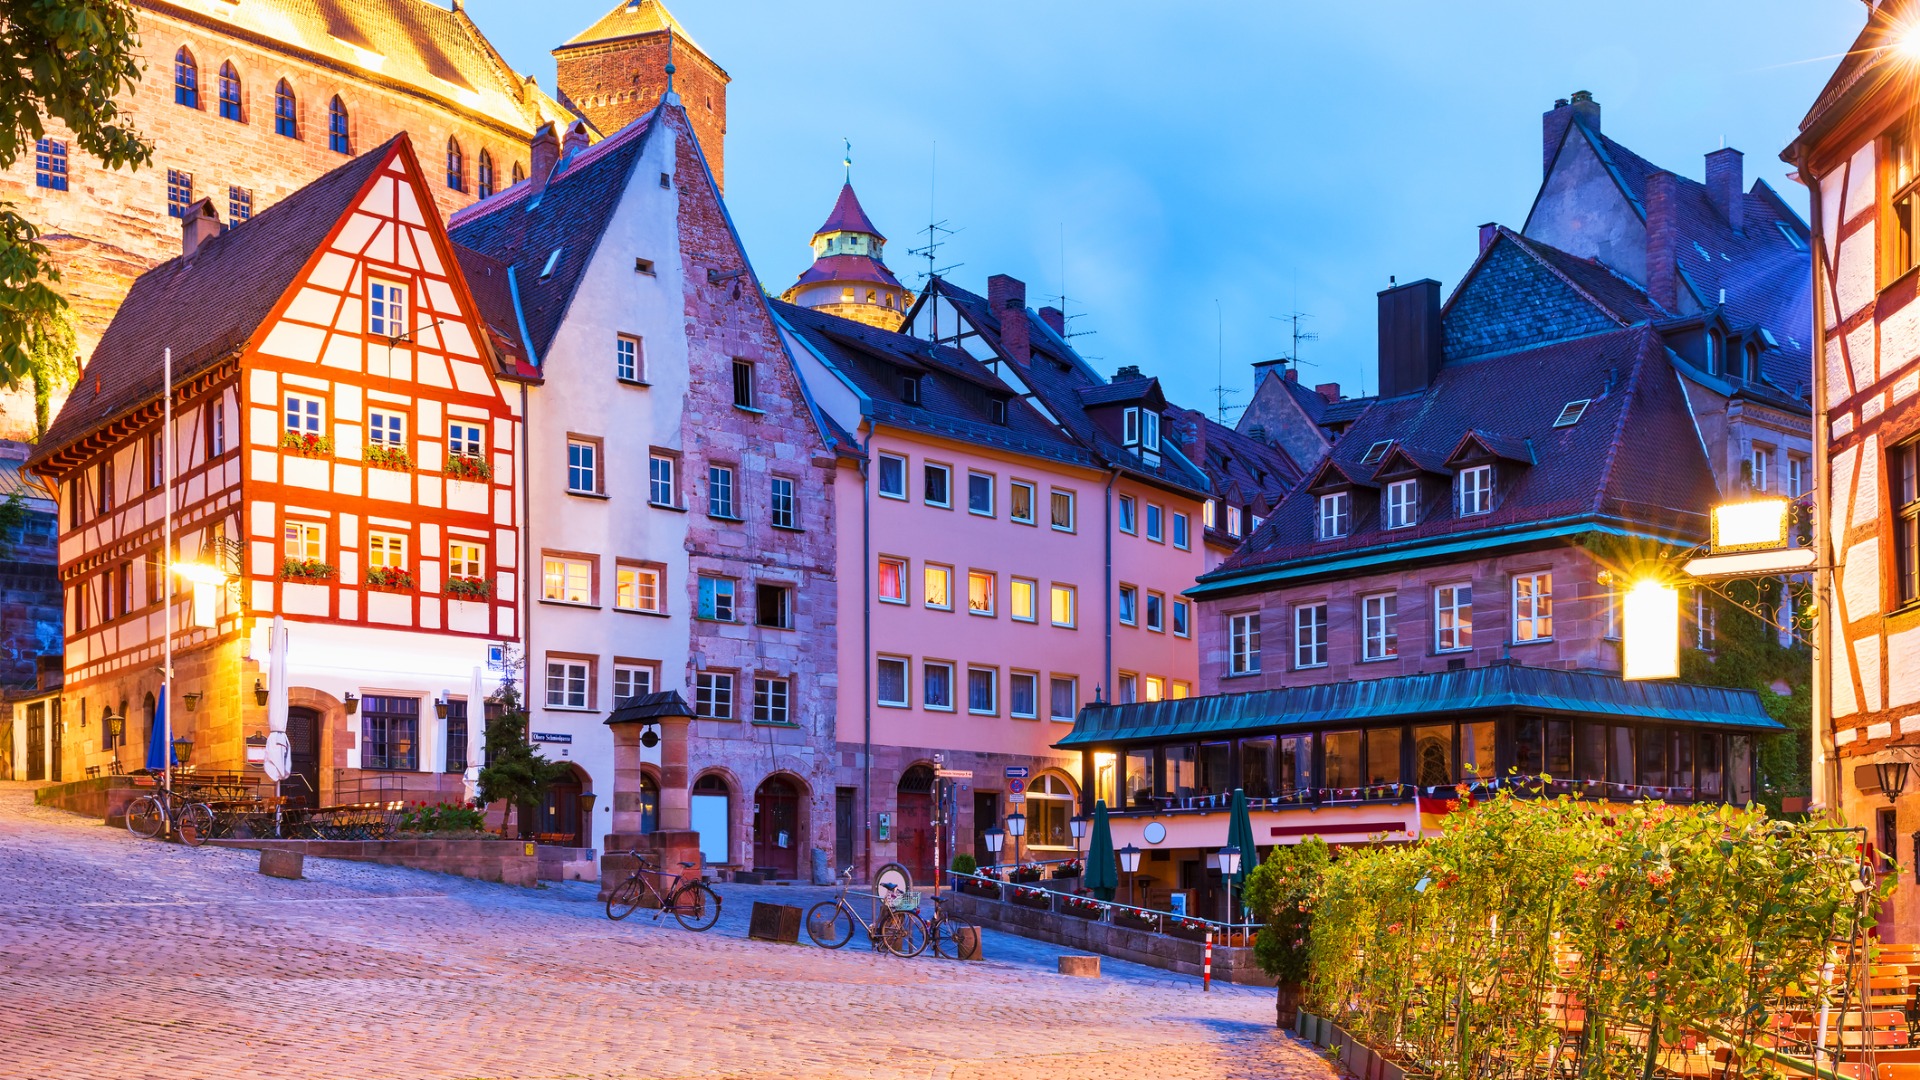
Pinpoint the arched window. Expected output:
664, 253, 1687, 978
1744, 342, 1761, 382
476, 150, 494, 198
327, 96, 349, 154
217, 62, 242, 121
1706, 328, 1724, 375
1026, 773, 1078, 850
445, 137, 464, 191
174, 48, 199, 108
273, 79, 297, 138
511, 160, 525, 185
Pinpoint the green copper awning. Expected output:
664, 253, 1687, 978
1054, 664, 1782, 749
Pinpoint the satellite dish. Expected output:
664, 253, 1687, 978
262, 731, 292, 782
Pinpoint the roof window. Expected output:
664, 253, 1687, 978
1359, 439, 1393, 465
1776, 222, 1805, 251
1553, 399, 1591, 428
540, 247, 563, 280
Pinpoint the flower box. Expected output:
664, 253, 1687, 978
1008, 866, 1045, 884
282, 558, 335, 583
1009, 886, 1053, 910
1058, 895, 1105, 920
1112, 907, 1163, 933
446, 576, 491, 601
1167, 918, 1218, 942
444, 454, 492, 482
1051, 861, 1084, 880
364, 444, 414, 472
280, 431, 333, 458
366, 567, 415, 592
958, 877, 1002, 900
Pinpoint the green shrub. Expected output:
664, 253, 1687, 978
1242, 836, 1328, 985
950, 852, 977, 876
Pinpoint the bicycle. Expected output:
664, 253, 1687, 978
926, 893, 977, 960
604, 851, 723, 931
124, 772, 215, 846
806, 868, 928, 957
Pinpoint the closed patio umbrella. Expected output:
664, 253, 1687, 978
463, 665, 484, 805
1227, 787, 1260, 887
145, 687, 171, 772
262, 617, 291, 785
1084, 799, 1119, 901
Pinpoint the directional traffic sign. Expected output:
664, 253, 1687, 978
1004, 766, 1030, 779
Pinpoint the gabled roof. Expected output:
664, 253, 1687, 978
1302, 455, 1379, 493
560, 0, 716, 64
1183, 411, 1301, 512
1446, 429, 1535, 467
33, 138, 403, 463
606, 689, 694, 724
1371, 441, 1452, 480
1078, 376, 1163, 409
815, 182, 883, 240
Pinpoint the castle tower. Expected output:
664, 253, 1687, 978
781, 182, 912, 331
554, 0, 729, 186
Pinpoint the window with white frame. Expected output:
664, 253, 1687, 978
1049, 676, 1077, 721
1118, 584, 1138, 625
754, 677, 791, 724
1011, 577, 1037, 622
1750, 445, 1774, 493
613, 663, 655, 703
876, 656, 909, 707
615, 562, 661, 612
448, 421, 483, 457
1434, 583, 1473, 652
1385, 479, 1418, 529
368, 410, 406, 448
368, 280, 407, 338
1788, 454, 1807, 498
1173, 598, 1191, 637
368, 531, 407, 569
543, 555, 593, 604
877, 453, 907, 499
1144, 677, 1164, 702
923, 564, 952, 610
448, 541, 484, 581
649, 452, 677, 506
968, 472, 993, 516
1513, 572, 1553, 642
546, 658, 590, 709
707, 464, 736, 519
1146, 504, 1163, 542
1230, 612, 1261, 674
1317, 492, 1349, 539
1204, 500, 1217, 529
695, 671, 734, 719
1294, 603, 1327, 668
697, 575, 736, 621
877, 556, 907, 603
210, 403, 227, 455
1010, 671, 1039, 718
1118, 495, 1137, 534
967, 570, 995, 615
284, 393, 323, 437
1146, 591, 1165, 632
731, 359, 756, 409
1010, 481, 1036, 524
1173, 512, 1190, 549
771, 476, 797, 529
1117, 673, 1138, 704
284, 521, 324, 561
923, 463, 952, 507
1122, 407, 1160, 451
1050, 489, 1075, 531
616, 334, 644, 382
967, 666, 997, 715
567, 439, 599, 494
1050, 583, 1076, 627
1692, 589, 1717, 649
1362, 593, 1398, 660
1457, 465, 1493, 516
1227, 505, 1242, 537
923, 661, 955, 710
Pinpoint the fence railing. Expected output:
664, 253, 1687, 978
946, 867, 1262, 941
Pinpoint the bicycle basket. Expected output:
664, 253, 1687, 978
889, 890, 921, 912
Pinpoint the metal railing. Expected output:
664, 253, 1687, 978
946, 866, 1261, 940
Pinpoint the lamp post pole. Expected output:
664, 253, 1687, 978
1119, 843, 1141, 906
1006, 811, 1026, 871
162, 347, 174, 814
1219, 845, 1242, 940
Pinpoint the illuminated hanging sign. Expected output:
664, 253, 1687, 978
1622, 581, 1680, 682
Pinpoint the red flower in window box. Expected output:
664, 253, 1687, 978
446, 576, 491, 601
280, 431, 334, 458
363, 444, 414, 472
366, 566, 415, 592
281, 558, 335, 583
444, 454, 492, 482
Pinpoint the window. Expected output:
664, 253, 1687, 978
1294, 603, 1327, 668
1362, 593, 1398, 660
34, 139, 67, 190
284, 393, 323, 438
1050, 489, 1075, 531
1750, 445, 1773, 493
273, 80, 297, 137
445, 137, 464, 191
217, 62, 242, 121
361, 695, 418, 770
923, 564, 952, 610
567, 439, 599, 494
752, 677, 791, 724
1457, 465, 1493, 516
1146, 591, 1165, 632
546, 658, 590, 709
1118, 584, 1138, 626
649, 452, 677, 506
284, 521, 323, 561
448, 541, 484, 580
731, 359, 756, 409
1513, 572, 1553, 642
208, 400, 227, 456
477, 151, 494, 199
613, 663, 655, 703
444, 698, 468, 773
367, 410, 405, 448
1227, 505, 1242, 537
1553, 399, 1590, 427
771, 476, 797, 528
615, 563, 661, 613
1435, 583, 1473, 652
923, 661, 955, 711
1117, 673, 1138, 704
756, 583, 794, 629
695, 671, 735, 719
877, 453, 907, 499
1229, 612, 1262, 674
1050, 583, 1076, 627
1172, 512, 1190, 549
707, 464, 736, 519
967, 570, 995, 615
1788, 454, 1808, 498
901, 374, 921, 405
1204, 499, 1217, 529
1146, 504, 1164, 542
327, 96, 349, 154
967, 667, 997, 715
148, 432, 162, 488
876, 656, 909, 707
228, 185, 252, 223
698, 575, 736, 621
923, 463, 951, 507
967, 472, 993, 516
1010, 672, 1039, 718
166, 169, 192, 218
368, 280, 406, 338
368, 531, 406, 570
542, 555, 592, 605
1385, 479, 1418, 529
1314, 492, 1350, 540
513, 161, 525, 185
1902, 444, 1920, 607
1122, 406, 1160, 451
1897, 119, 1920, 278
97, 459, 112, 515
877, 557, 907, 603
1173, 598, 1191, 637
1119, 495, 1137, 534
615, 335, 643, 382
1011, 577, 1037, 622
1050, 676, 1077, 721
447, 422, 482, 458
174, 48, 198, 107
1689, 588, 1719, 650
1010, 481, 1036, 524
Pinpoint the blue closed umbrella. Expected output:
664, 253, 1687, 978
1083, 800, 1118, 901
145, 688, 172, 772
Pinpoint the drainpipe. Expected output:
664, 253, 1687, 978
1101, 466, 1119, 817
860, 428, 874, 880
1803, 159, 1839, 812
520, 380, 533, 753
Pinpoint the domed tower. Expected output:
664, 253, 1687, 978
781, 182, 912, 331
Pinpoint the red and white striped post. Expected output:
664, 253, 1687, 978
1202, 930, 1213, 992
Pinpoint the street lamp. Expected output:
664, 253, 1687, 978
1118, 843, 1142, 906
171, 734, 194, 767
1219, 844, 1243, 937
1877, 758, 1911, 805
253, 678, 269, 707
1006, 812, 1026, 870
106, 709, 125, 773
1070, 812, 1089, 866
983, 825, 1005, 869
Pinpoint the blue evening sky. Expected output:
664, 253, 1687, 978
464, 0, 1865, 418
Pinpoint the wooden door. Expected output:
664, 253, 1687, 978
896, 790, 934, 885
285, 707, 320, 807
834, 787, 856, 876
753, 777, 800, 879
25, 703, 44, 781
48, 702, 60, 782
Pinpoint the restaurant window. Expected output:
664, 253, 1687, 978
1197, 741, 1232, 796
444, 699, 468, 773
1607, 726, 1636, 787
1729, 736, 1753, 804
1028, 774, 1075, 849
1670, 729, 1696, 796
1241, 736, 1277, 798
1896, 440, 1920, 607
1412, 723, 1452, 787
1162, 744, 1196, 798
1575, 721, 1607, 784
1125, 748, 1155, 808
1323, 730, 1363, 791
361, 695, 419, 771
1638, 726, 1668, 788
1367, 726, 1404, 786
1697, 733, 1725, 798
1461, 720, 1495, 782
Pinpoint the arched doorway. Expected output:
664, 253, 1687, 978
753, 775, 803, 879
897, 764, 936, 885
285, 705, 320, 808
691, 774, 731, 866
533, 764, 588, 845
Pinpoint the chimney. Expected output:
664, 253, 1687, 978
1038, 306, 1065, 335
1706, 147, 1745, 233
1542, 98, 1572, 176
988, 274, 1030, 365
562, 119, 590, 158
1646, 170, 1679, 310
1479, 222, 1499, 253
529, 122, 560, 194
1114, 364, 1141, 380
1376, 278, 1443, 398
1569, 90, 1600, 133
1315, 382, 1341, 403
1283, 367, 1298, 383
181, 197, 222, 258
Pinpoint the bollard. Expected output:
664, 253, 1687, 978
1202, 930, 1213, 992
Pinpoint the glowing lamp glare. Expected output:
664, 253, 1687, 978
1623, 580, 1681, 682
1710, 498, 1789, 553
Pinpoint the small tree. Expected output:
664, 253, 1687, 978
1243, 837, 1330, 986
476, 659, 565, 837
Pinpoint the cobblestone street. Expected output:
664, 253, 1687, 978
0, 784, 1330, 1080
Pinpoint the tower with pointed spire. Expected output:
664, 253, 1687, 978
554, 0, 729, 187
781, 181, 912, 330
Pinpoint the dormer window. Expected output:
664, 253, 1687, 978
1122, 407, 1161, 452
1226, 505, 1243, 538
1385, 479, 1418, 529
990, 399, 1007, 425
901, 375, 921, 405
1360, 439, 1393, 465
1457, 465, 1494, 516
1316, 492, 1350, 539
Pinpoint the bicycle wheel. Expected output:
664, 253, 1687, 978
178, 803, 215, 847
605, 877, 648, 921
806, 901, 855, 948
125, 795, 165, 840
670, 882, 721, 932
882, 910, 929, 958
934, 914, 977, 960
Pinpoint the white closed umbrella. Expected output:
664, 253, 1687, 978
262, 616, 292, 836
463, 665, 484, 805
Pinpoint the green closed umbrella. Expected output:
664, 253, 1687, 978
1084, 799, 1119, 901
1226, 787, 1259, 887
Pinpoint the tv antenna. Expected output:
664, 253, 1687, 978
908, 141, 961, 286
1269, 310, 1320, 369
1047, 224, 1096, 342
1209, 299, 1243, 424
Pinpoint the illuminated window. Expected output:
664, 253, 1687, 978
923, 564, 952, 610
967, 570, 995, 615
877, 557, 906, 603
1011, 577, 1037, 621
1513, 572, 1553, 642
542, 556, 592, 605
1435, 583, 1472, 652
1362, 593, 1398, 660
368, 531, 407, 570
1050, 583, 1076, 628
615, 562, 661, 612
448, 542, 484, 580
1010, 481, 1036, 524
283, 522, 323, 561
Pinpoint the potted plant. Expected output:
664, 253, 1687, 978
445, 454, 492, 482
1059, 893, 1104, 920
1243, 837, 1328, 1029
1052, 859, 1083, 880
282, 558, 335, 583
1113, 905, 1162, 933
1009, 864, 1044, 884
1009, 885, 1052, 911
366, 566, 415, 592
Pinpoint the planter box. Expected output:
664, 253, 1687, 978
1113, 910, 1164, 934
1058, 901, 1104, 920
958, 878, 1002, 899
1009, 890, 1053, 911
